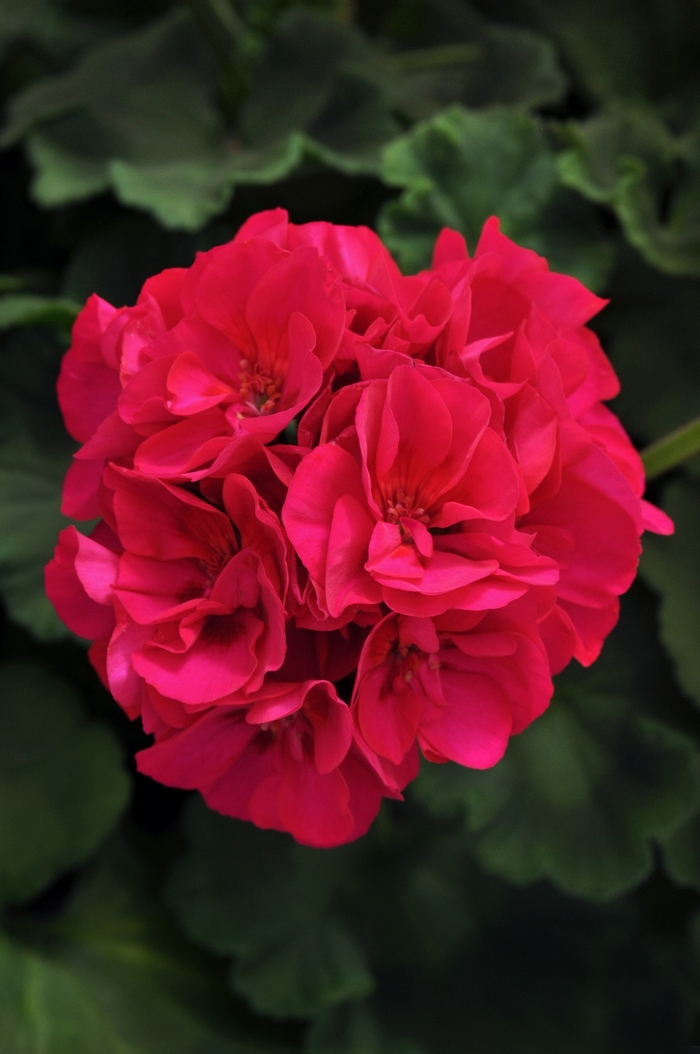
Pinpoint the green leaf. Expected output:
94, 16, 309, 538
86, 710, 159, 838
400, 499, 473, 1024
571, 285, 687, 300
658, 805, 700, 892
0, 313, 91, 640
305, 1001, 383, 1054
166, 800, 374, 1020
0, 662, 128, 906
0, 9, 234, 230
1, 8, 401, 231
558, 106, 700, 276
0, 0, 101, 66
413, 657, 700, 901
640, 479, 700, 707
489, 0, 700, 104
377, 100, 611, 286
378, 105, 557, 271
376, 102, 613, 287
595, 249, 700, 447
239, 10, 399, 171
387, 22, 567, 122
0, 840, 296, 1053
0, 294, 78, 334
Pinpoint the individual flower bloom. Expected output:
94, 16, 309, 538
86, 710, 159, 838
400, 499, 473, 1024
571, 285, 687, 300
105, 466, 287, 707
47, 467, 289, 728
351, 597, 553, 771
283, 363, 558, 622
135, 679, 407, 848
59, 270, 188, 519
232, 207, 454, 361
107, 238, 346, 484
58, 234, 347, 515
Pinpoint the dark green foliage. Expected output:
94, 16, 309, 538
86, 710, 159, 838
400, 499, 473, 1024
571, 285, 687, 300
379, 105, 557, 265
0, 840, 299, 1053
378, 104, 614, 285
414, 683, 699, 900
0, 315, 82, 638
558, 105, 700, 277
0, 0, 700, 1050
0, 662, 129, 905
641, 481, 700, 708
167, 801, 375, 1020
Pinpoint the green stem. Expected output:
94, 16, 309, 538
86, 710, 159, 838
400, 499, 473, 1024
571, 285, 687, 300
387, 42, 482, 74
642, 414, 700, 479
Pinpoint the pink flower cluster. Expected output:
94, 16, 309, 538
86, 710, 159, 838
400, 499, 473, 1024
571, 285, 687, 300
46, 209, 672, 847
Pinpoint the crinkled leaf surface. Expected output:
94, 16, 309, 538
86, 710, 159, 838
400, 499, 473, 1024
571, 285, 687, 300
377, 103, 612, 287
412, 611, 700, 901
166, 800, 374, 1021
641, 480, 700, 708
0, 662, 128, 906
558, 106, 700, 276
378, 105, 556, 267
0, 841, 296, 1054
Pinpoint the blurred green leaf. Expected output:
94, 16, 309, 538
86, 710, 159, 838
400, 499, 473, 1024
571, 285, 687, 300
0, 662, 128, 906
0, 840, 296, 1053
0, 434, 74, 639
558, 106, 700, 276
641, 480, 700, 708
166, 800, 374, 1020
595, 250, 700, 446
387, 22, 566, 121
659, 806, 700, 892
239, 10, 399, 170
0, 0, 101, 66
482, 0, 700, 104
1, 9, 230, 230
369, 878, 685, 1054
305, 1001, 384, 1054
413, 672, 700, 901
0, 294, 78, 333
0, 321, 82, 640
0, 8, 401, 231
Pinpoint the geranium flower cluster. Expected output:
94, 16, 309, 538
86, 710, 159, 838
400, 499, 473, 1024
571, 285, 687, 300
46, 209, 672, 847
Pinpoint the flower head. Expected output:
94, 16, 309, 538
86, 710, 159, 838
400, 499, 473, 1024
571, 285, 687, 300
46, 208, 671, 847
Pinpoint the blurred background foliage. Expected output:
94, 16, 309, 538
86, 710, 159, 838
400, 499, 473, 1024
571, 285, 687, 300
1, 0, 700, 1050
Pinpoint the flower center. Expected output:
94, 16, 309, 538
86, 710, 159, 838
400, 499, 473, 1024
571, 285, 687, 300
238, 359, 283, 414
385, 488, 430, 526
